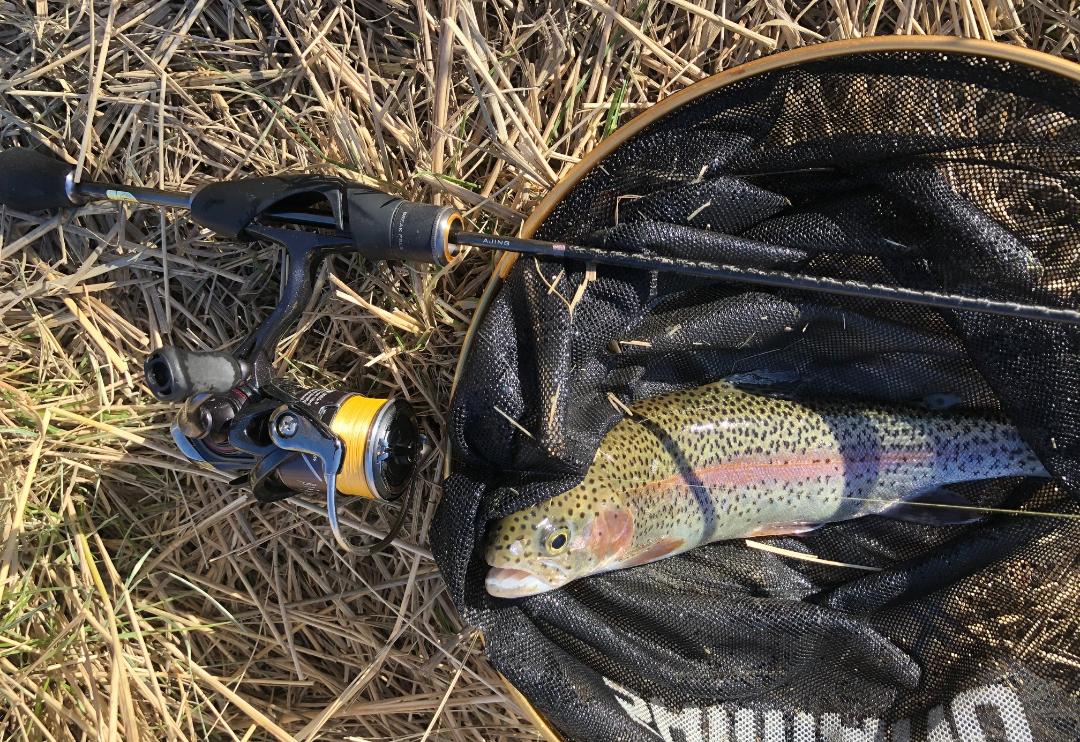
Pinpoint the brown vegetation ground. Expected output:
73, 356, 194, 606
0, 1, 1076, 739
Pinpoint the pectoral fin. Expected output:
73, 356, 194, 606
747, 523, 818, 538
620, 537, 686, 568
881, 487, 982, 526
586, 509, 635, 561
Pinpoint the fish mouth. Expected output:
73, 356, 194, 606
485, 567, 562, 598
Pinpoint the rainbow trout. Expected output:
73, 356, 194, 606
485, 382, 1048, 598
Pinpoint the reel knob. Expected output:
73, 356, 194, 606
144, 347, 249, 402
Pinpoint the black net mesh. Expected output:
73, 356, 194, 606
434, 48, 1080, 741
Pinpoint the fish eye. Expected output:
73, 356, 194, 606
544, 527, 570, 555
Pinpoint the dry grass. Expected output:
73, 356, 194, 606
0, 1, 1076, 740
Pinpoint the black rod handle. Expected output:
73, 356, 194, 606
0, 148, 193, 211
0, 148, 76, 211
347, 188, 462, 266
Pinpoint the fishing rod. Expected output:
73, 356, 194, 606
4, 149, 1077, 327
1, 147, 1075, 555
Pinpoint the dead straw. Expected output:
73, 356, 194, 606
0, 1, 1073, 740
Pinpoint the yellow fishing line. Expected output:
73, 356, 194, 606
329, 394, 388, 499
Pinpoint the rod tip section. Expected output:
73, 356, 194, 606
0, 149, 77, 211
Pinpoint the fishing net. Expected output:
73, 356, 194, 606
434, 44, 1080, 741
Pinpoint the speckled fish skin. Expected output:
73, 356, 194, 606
485, 382, 1048, 598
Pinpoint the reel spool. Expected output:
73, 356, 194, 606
166, 379, 426, 554
269, 392, 420, 503
264, 392, 423, 555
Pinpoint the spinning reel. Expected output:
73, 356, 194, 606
141, 173, 459, 553
0, 148, 464, 553
137, 175, 459, 553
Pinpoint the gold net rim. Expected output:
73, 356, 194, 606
444, 36, 1080, 742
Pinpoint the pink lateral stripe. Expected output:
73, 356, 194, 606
630, 450, 934, 492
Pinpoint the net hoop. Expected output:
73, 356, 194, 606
446, 36, 1080, 742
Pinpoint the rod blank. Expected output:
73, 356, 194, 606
75, 181, 191, 209
451, 232, 1080, 327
